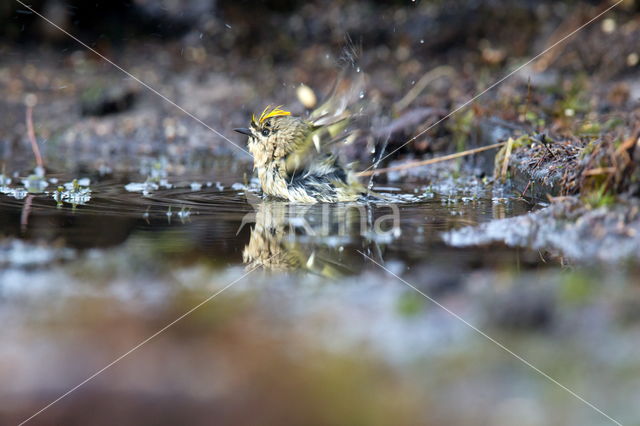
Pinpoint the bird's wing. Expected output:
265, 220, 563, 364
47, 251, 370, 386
285, 71, 365, 175
284, 119, 360, 176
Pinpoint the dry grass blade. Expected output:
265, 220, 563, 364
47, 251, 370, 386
583, 167, 616, 176
356, 142, 506, 177
500, 137, 514, 183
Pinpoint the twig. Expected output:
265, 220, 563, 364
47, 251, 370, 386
356, 142, 506, 177
25, 94, 44, 170
521, 180, 532, 198
539, 134, 557, 159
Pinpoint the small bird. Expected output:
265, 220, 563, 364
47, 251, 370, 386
234, 105, 364, 203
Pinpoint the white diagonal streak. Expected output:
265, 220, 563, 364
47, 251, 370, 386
363, 0, 624, 174
18, 265, 262, 425
357, 250, 622, 426
15, 0, 251, 157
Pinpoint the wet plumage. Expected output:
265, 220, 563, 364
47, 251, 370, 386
234, 105, 364, 203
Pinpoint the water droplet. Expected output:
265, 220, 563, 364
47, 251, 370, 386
359, 90, 365, 99
420, 39, 424, 44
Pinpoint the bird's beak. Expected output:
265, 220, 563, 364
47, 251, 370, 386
233, 128, 252, 136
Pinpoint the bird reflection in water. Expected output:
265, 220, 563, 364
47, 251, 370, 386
241, 199, 400, 275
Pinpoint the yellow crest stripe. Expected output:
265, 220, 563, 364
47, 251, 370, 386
257, 105, 291, 124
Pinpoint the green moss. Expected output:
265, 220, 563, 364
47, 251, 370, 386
449, 109, 475, 152
603, 117, 624, 131
524, 110, 543, 127
579, 140, 598, 158
577, 121, 601, 136
550, 76, 590, 119
583, 184, 616, 208
576, 116, 623, 138
511, 134, 533, 149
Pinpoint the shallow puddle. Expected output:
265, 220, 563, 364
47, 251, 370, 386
0, 170, 537, 271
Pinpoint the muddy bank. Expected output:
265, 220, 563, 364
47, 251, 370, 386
445, 197, 640, 263
495, 125, 640, 202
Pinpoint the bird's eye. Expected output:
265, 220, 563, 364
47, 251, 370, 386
261, 129, 270, 137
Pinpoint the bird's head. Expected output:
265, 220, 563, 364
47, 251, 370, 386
234, 105, 311, 168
